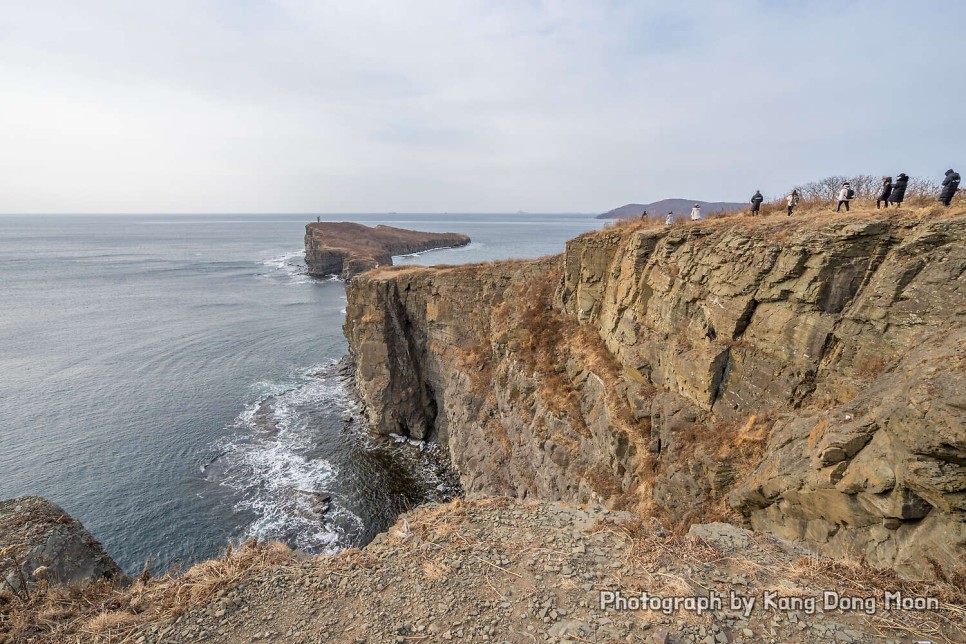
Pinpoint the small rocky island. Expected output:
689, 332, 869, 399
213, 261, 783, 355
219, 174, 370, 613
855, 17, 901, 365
304, 222, 470, 280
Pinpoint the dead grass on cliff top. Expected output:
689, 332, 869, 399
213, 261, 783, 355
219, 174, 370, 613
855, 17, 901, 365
600, 203, 964, 245
595, 515, 966, 643
0, 541, 297, 642
408, 499, 965, 642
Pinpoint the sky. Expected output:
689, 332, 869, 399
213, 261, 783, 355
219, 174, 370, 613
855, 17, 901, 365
0, 1, 963, 214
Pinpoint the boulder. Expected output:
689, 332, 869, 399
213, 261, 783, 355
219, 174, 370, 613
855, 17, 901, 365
0, 496, 124, 591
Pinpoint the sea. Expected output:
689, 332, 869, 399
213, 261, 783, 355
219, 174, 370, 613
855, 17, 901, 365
0, 213, 604, 573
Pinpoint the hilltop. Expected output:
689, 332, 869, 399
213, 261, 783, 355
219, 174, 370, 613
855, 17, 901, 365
597, 199, 747, 219
303, 222, 470, 280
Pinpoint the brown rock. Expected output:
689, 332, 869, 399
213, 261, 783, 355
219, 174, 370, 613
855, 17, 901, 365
304, 221, 470, 279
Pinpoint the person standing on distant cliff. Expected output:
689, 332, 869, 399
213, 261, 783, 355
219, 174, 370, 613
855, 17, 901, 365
690, 204, 702, 221
890, 173, 909, 207
940, 169, 961, 207
786, 190, 800, 216
665, 211, 673, 225
750, 191, 764, 215
640, 210, 648, 221
876, 177, 893, 209
835, 182, 853, 212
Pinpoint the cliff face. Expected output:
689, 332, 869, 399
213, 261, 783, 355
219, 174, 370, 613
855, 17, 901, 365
304, 222, 470, 279
344, 209, 966, 578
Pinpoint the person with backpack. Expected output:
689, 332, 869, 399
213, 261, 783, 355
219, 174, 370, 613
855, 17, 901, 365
690, 204, 702, 221
786, 190, 800, 216
750, 190, 764, 215
940, 169, 961, 207
876, 177, 893, 209
835, 182, 854, 212
890, 173, 909, 207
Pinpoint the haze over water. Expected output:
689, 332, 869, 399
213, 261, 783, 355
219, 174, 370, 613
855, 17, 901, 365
0, 213, 602, 573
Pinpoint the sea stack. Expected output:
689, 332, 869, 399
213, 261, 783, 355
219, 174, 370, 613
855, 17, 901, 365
304, 222, 470, 280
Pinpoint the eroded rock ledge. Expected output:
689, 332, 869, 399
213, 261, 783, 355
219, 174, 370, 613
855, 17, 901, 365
344, 208, 966, 579
304, 222, 470, 280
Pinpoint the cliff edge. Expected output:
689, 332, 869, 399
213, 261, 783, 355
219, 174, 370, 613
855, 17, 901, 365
344, 206, 966, 580
7, 498, 963, 642
304, 222, 470, 280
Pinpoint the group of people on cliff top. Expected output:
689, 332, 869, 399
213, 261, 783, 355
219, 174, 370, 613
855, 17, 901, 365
653, 169, 959, 226
745, 169, 960, 217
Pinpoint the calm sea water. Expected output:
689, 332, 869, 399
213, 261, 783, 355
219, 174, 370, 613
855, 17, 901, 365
0, 213, 603, 573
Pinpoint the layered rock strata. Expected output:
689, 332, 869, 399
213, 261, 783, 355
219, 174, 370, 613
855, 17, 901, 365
304, 222, 470, 279
344, 209, 966, 578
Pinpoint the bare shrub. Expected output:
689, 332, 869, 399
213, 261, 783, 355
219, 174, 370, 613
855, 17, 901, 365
789, 174, 941, 207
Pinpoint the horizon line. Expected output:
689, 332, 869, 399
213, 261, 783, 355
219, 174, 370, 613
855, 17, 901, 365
0, 211, 599, 217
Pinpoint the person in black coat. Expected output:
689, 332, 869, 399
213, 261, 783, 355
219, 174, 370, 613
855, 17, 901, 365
890, 173, 909, 207
940, 169, 961, 207
876, 177, 892, 209
750, 190, 764, 215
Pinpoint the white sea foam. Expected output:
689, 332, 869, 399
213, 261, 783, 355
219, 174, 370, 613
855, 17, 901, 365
258, 250, 311, 285
211, 362, 364, 553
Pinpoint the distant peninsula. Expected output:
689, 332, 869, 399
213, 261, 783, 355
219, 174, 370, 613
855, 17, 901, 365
304, 222, 470, 280
597, 198, 746, 219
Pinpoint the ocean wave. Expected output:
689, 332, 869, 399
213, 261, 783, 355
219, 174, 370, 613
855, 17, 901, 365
257, 250, 311, 285
206, 362, 363, 553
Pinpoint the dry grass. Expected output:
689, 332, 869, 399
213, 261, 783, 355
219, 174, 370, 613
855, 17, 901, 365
656, 414, 773, 530
589, 202, 959, 254
592, 516, 966, 643
790, 556, 966, 643
1, 541, 297, 642
855, 356, 890, 380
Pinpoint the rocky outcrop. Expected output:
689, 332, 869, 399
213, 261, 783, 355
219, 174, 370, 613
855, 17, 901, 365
0, 496, 124, 590
345, 208, 966, 578
304, 222, 470, 279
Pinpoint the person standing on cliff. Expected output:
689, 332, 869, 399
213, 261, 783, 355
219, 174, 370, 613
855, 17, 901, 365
835, 182, 854, 212
750, 191, 764, 215
786, 190, 800, 216
690, 204, 702, 221
940, 169, 961, 207
665, 211, 673, 225
640, 210, 648, 221
890, 173, 909, 207
876, 177, 893, 209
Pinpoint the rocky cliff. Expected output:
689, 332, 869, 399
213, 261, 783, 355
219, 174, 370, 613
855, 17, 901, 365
304, 222, 470, 279
344, 207, 966, 579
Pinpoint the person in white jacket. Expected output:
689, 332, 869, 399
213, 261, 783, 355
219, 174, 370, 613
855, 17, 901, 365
665, 211, 673, 225
786, 190, 800, 216
835, 182, 852, 212
690, 204, 702, 221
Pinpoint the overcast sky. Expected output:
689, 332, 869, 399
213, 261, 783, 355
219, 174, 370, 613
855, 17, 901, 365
1, 1, 963, 214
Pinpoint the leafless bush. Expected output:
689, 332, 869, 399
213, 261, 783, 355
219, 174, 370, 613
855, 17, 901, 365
906, 176, 942, 199
789, 174, 942, 205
